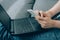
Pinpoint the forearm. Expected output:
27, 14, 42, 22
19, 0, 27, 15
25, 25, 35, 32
46, 0, 60, 17
52, 20, 60, 28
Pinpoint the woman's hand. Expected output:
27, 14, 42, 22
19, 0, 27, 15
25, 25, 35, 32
34, 11, 54, 29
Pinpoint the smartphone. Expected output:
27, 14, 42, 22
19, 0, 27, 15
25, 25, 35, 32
27, 9, 41, 17
27, 9, 36, 17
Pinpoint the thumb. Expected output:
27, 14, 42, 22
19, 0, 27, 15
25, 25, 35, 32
40, 11, 49, 17
39, 11, 44, 17
43, 13, 49, 17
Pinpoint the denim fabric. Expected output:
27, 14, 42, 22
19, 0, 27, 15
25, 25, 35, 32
13, 28, 60, 40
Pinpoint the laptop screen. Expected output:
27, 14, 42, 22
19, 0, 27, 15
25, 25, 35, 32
0, 5, 11, 30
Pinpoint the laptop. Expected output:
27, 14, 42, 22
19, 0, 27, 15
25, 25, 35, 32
0, 4, 60, 34
0, 4, 42, 34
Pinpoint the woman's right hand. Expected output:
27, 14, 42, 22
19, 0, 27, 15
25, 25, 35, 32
34, 10, 53, 28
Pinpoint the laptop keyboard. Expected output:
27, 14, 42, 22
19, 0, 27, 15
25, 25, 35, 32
11, 17, 41, 34
28, 17, 41, 31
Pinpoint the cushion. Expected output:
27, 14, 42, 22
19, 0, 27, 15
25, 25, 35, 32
32, 0, 58, 17
1, 0, 17, 11
1, 0, 35, 19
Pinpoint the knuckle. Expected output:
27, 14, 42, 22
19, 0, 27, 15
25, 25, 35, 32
41, 24, 47, 28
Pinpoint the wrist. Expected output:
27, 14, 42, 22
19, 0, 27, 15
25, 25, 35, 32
52, 20, 58, 28
46, 11, 53, 17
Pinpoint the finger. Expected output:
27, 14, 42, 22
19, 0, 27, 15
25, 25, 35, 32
39, 11, 44, 17
35, 16, 45, 21
39, 20, 47, 24
39, 22, 46, 28
44, 12, 50, 17
39, 11, 49, 17
33, 10, 40, 16
35, 16, 40, 20
41, 24, 46, 28
36, 20, 47, 28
